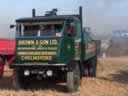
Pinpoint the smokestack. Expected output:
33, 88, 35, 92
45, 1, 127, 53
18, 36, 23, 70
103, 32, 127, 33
32, 9, 36, 17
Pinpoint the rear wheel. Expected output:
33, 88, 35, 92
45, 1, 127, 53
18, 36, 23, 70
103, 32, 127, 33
88, 56, 97, 77
0, 57, 4, 78
67, 62, 80, 92
13, 68, 30, 89
83, 61, 89, 77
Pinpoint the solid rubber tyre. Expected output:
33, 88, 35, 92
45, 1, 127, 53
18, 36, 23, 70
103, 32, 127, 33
13, 68, 30, 89
67, 62, 80, 92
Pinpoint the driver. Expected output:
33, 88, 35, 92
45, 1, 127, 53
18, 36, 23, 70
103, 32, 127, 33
67, 25, 73, 36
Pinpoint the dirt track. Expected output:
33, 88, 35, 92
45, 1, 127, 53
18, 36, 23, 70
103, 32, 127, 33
0, 57, 128, 96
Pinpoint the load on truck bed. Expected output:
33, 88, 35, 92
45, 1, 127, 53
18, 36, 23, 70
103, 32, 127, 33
0, 38, 15, 78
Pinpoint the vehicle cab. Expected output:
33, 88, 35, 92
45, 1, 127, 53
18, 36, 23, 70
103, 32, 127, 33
11, 9, 82, 68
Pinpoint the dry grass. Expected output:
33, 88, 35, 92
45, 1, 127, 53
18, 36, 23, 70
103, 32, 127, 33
0, 57, 128, 96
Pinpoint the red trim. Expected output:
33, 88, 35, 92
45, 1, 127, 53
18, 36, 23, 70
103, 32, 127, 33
0, 38, 14, 41
0, 38, 15, 55
0, 61, 3, 74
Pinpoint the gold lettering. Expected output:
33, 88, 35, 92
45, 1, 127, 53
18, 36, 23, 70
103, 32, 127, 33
18, 40, 34, 45
35, 40, 39, 45
18, 52, 56, 55
49, 40, 58, 45
17, 47, 36, 50
40, 40, 49, 45
47, 47, 57, 50
21, 56, 52, 61
18, 39, 58, 46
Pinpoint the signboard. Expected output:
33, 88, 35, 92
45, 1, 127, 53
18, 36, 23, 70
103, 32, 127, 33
112, 31, 128, 42
17, 39, 58, 61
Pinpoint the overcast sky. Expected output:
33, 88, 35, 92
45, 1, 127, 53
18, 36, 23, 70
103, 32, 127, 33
0, 0, 128, 39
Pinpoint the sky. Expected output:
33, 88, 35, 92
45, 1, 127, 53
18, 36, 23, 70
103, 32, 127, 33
0, 0, 128, 39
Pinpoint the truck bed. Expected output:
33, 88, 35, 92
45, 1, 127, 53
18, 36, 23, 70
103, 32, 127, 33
0, 38, 15, 55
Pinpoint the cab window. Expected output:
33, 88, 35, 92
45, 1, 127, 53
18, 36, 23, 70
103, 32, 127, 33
16, 22, 64, 37
24, 25, 39, 36
65, 21, 75, 37
66, 24, 73, 37
16, 25, 21, 37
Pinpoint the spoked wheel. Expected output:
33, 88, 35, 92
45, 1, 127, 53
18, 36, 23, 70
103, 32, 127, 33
67, 62, 80, 92
0, 57, 4, 78
88, 56, 97, 77
13, 68, 30, 89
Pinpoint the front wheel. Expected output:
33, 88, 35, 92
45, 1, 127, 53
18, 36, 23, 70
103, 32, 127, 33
13, 68, 30, 89
67, 62, 80, 92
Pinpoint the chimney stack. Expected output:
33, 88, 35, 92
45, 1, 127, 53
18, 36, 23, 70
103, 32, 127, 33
32, 9, 36, 17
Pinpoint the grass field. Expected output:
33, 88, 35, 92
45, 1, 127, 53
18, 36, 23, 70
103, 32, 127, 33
0, 57, 128, 96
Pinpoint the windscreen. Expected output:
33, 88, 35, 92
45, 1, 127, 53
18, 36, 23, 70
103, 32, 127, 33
17, 21, 63, 37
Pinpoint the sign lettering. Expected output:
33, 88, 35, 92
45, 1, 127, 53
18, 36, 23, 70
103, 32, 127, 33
17, 39, 58, 61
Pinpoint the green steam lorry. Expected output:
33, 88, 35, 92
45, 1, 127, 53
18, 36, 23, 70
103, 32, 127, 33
10, 7, 98, 92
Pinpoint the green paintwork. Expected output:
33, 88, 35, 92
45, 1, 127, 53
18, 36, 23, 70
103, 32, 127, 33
14, 37, 74, 65
14, 37, 60, 63
12, 16, 97, 67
